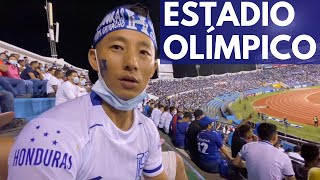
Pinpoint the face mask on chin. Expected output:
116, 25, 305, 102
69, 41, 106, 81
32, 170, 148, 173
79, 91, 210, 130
91, 50, 147, 111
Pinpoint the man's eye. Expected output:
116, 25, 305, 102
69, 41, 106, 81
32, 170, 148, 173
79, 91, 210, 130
111, 45, 123, 50
140, 50, 151, 56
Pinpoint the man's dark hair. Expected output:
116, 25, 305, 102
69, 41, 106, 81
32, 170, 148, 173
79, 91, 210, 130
18, 60, 24, 64
124, 3, 150, 18
30, 61, 38, 66
183, 112, 193, 119
257, 123, 277, 141
301, 143, 319, 163
293, 145, 301, 153
66, 70, 77, 77
238, 124, 252, 138
194, 109, 204, 119
169, 106, 176, 113
48, 67, 55, 72
54, 69, 62, 77
158, 104, 164, 109
164, 106, 169, 112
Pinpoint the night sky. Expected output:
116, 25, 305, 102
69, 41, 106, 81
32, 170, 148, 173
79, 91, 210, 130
1, 0, 254, 81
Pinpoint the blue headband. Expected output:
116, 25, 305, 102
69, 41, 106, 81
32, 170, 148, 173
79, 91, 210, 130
93, 7, 157, 49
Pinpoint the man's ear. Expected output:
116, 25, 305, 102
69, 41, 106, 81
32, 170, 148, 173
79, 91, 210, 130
88, 48, 98, 72
149, 60, 158, 79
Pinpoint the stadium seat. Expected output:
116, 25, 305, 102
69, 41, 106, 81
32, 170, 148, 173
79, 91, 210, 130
14, 98, 55, 120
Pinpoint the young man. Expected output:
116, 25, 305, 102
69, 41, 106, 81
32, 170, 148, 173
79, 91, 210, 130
293, 143, 319, 180
151, 104, 164, 127
9, 4, 169, 179
46, 69, 63, 97
55, 69, 79, 105
20, 60, 47, 97
185, 109, 205, 161
196, 116, 233, 173
233, 123, 296, 180
172, 112, 191, 149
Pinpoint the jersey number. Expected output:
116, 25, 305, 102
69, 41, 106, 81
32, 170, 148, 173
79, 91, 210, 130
197, 142, 209, 154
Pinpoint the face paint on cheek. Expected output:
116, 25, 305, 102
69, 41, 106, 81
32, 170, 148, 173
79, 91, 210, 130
99, 59, 108, 75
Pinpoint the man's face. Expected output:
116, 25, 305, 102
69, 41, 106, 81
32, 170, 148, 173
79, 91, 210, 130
68, 72, 78, 82
9, 57, 17, 61
19, 61, 25, 66
89, 29, 157, 100
0, 53, 6, 59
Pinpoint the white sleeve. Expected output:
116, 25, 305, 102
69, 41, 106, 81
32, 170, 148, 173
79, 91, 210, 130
143, 124, 163, 177
164, 115, 172, 134
64, 84, 77, 100
51, 78, 59, 86
281, 155, 295, 177
8, 119, 81, 180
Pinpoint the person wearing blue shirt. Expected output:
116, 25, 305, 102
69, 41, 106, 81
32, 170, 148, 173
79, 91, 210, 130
173, 112, 192, 149
196, 116, 233, 173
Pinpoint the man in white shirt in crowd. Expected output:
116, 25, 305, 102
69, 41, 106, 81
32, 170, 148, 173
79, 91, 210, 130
151, 104, 164, 127
159, 106, 171, 131
233, 123, 296, 180
55, 69, 79, 105
288, 145, 304, 162
8, 3, 187, 180
164, 106, 176, 134
46, 69, 64, 97
77, 77, 88, 97
44, 67, 55, 81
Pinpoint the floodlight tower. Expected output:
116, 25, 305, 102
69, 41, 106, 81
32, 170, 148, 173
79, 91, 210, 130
45, 1, 59, 58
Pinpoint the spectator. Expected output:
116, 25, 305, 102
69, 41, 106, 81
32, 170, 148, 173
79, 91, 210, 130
185, 109, 205, 161
171, 108, 183, 138
55, 69, 79, 105
17, 60, 26, 72
143, 101, 150, 116
307, 168, 320, 180
233, 123, 295, 180
196, 116, 233, 173
172, 112, 192, 149
44, 67, 55, 81
77, 77, 88, 97
46, 69, 63, 97
23, 57, 29, 67
231, 123, 257, 179
164, 106, 176, 134
231, 124, 257, 158
289, 146, 304, 162
159, 106, 170, 130
20, 61, 47, 97
0, 59, 29, 97
151, 104, 164, 127
3, 56, 33, 97
147, 102, 154, 117
0, 52, 8, 60
293, 143, 320, 180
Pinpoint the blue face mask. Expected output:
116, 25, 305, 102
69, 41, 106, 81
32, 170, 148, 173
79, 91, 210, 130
91, 50, 147, 111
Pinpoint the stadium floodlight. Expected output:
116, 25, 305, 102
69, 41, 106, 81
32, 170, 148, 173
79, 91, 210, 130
48, 2, 53, 27
55, 22, 59, 43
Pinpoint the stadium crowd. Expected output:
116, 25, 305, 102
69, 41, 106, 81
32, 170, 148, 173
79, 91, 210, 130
143, 99, 320, 180
147, 65, 320, 111
0, 51, 91, 129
